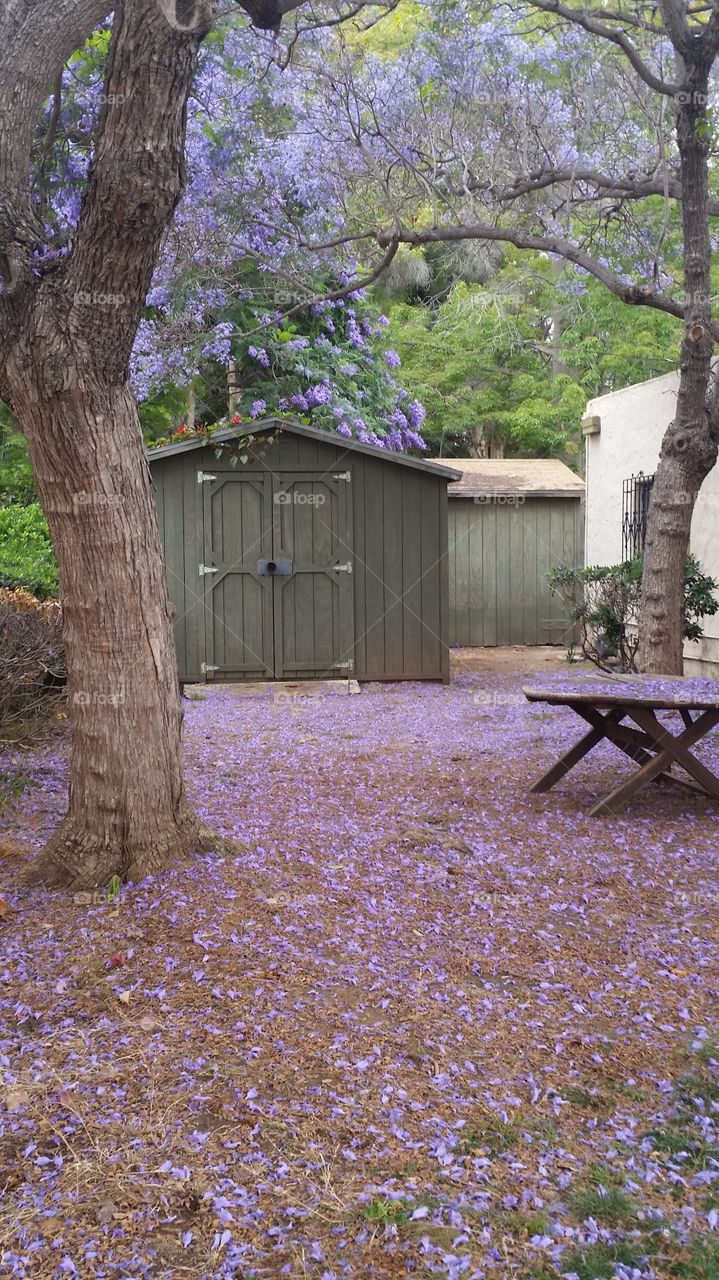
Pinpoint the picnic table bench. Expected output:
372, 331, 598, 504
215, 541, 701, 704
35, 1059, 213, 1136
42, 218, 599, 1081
522, 673, 719, 817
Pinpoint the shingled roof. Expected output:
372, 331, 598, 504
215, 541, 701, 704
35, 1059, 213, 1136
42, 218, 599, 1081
429, 457, 585, 498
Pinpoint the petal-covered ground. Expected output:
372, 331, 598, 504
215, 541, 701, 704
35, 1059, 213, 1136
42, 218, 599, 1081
2, 660, 719, 1280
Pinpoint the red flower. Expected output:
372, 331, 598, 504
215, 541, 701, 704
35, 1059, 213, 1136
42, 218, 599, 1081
176, 426, 187, 436
231, 415, 242, 425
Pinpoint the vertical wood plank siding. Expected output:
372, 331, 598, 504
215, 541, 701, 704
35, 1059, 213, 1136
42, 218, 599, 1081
150, 431, 450, 682
447, 496, 582, 647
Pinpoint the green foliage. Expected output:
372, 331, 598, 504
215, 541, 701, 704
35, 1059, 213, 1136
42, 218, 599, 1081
559, 274, 680, 393
684, 555, 719, 641
106, 874, 122, 905
386, 276, 584, 458
384, 255, 681, 458
568, 1176, 638, 1226
360, 1197, 413, 1225
0, 504, 58, 598
139, 383, 197, 443
141, 264, 417, 448
547, 554, 718, 672
0, 435, 59, 598
558, 1239, 646, 1279
0, 433, 36, 506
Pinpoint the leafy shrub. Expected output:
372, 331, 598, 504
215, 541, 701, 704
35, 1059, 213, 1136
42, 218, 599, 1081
0, 433, 36, 506
0, 503, 58, 598
547, 553, 719, 672
0, 588, 65, 738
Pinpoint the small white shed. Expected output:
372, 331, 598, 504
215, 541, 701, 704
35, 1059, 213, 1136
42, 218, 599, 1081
584, 371, 719, 675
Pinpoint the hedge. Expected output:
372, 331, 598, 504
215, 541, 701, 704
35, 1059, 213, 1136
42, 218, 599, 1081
0, 503, 59, 599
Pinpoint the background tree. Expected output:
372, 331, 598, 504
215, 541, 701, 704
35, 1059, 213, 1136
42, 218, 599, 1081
382, 255, 680, 458
287, 0, 719, 672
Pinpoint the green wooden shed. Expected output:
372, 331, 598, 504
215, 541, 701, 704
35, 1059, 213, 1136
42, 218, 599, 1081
148, 419, 460, 684
431, 458, 585, 647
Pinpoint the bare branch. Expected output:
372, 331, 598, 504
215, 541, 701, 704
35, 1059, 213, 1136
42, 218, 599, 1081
525, 0, 677, 95
239, 239, 399, 337
376, 222, 716, 333
473, 165, 719, 217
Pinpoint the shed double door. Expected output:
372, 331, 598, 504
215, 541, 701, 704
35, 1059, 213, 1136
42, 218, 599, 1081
201, 469, 354, 680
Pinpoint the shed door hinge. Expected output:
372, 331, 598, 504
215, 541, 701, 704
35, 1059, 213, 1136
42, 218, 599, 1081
197, 470, 217, 484
333, 471, 351, 482
332, 659, 354, 670
199, 563, 219, 576
333, 562, 353, 574
201, 662, 220, 674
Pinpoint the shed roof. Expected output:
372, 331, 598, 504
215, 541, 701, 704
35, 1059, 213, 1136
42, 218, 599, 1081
147, 418, 462, 481
429, 457, 585, 498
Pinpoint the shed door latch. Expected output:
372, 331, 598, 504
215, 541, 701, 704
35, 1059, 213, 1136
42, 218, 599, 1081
197, 471, 217, 484
199, 563, 219, 576
201, 662, 220, 674
332, 659, 354, 670
333, 471, 351, 482
333, 562, 353, 574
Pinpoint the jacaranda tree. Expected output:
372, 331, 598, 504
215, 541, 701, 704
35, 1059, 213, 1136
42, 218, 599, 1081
0, 0, 369, 888
290, 1, 719, 673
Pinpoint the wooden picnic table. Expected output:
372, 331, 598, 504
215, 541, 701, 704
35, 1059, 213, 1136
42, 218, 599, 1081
522, 672, 719, 817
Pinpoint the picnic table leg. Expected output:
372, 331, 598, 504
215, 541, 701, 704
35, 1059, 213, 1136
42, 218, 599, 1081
589, 708, 719, 816
530, 708, 625, 794
575, 708, 658, 769
630, 708, 719, 797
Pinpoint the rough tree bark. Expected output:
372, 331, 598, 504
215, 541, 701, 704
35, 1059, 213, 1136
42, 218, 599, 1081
0, 0, 303, 887
19, 387, 205, 886
638, 26, 719, 672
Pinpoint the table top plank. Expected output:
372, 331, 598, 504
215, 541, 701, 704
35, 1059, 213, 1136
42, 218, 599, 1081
522, 672, 719, 711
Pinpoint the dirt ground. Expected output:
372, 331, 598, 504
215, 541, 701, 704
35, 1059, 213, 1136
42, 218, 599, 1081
1, 661, 719, 1279
450, 645, 574, 675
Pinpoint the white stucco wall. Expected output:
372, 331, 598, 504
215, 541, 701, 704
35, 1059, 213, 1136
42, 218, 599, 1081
585, 371, 719, 674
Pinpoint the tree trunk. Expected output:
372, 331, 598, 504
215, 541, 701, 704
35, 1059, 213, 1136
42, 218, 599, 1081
16, 381, 215, 888
468, 424, 505, 458
638, 62, 718, 674
0, 0, 303, 889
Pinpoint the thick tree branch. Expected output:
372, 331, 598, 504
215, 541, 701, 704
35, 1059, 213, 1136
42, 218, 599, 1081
525, 0, 677, 95
0, 0, 113, 287
376, 222, 718, 335
65, 0, 218, 378
472, 166, 719, 218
